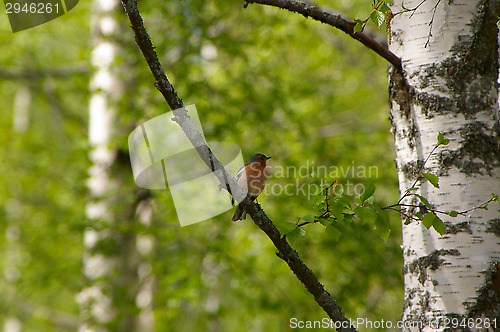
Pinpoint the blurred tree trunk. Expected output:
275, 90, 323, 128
3, 86, 31, 332
78, 0, 149, 330
389, 0, 500, 328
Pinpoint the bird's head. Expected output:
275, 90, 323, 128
248, 153, 271, 166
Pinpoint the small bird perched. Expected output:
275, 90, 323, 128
232, 153, 271, 221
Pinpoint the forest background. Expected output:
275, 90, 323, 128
0, 0, 403, 331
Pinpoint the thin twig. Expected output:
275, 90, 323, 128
406, 0, 428, 18
397, 144, 440, 204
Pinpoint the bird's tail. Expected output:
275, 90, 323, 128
232, 204, 246, 221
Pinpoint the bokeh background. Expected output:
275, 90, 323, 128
0, 0, 403, 331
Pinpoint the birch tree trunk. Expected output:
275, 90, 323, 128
78, 0, 146, 330
389, 0, 500, 329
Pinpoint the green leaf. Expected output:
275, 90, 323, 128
374, 210, 390, 240
360, 182, 376, 202
433, 217, 446, 235
287, 227, 306, 246
379, 3, 391, 13
414, 212, 423, 220
492, 193, 499, 202
449, 210, 458, 217
364, 196, 374, 205
422, 173, 439, 188
353, 19, 363, 33
331, 204, 344, 222
370, 10, 385, 27
416, 194, 432, 209
318, 216, 334, 227
405, 187, 418, 192
437, 132, 450, 146
343, 208, 355, 215
354, 206, 377, 224
274, 220, 298, 236
335, 196, 352, 210
421, 213, 435, 228
301, 214, 315, 223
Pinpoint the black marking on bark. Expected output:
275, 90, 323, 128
401, 160, 425, 181
414, 91, 455, 119
439, 121, 500, 176
402, 287, 418, 311
389, 67, 413, 120
405, 248, 417, 257
404, 290, 433, 327
445, 221, 472, 235
403, 249, 460, 285
485, 218, 500, 237
389, 66, 418, 149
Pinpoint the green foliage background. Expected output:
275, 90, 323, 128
0, 0, 402, 331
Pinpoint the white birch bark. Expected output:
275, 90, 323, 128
390, 0, 500, 329
77, 0, 128, 330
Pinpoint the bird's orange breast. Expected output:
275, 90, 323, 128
237, 164, 267, 197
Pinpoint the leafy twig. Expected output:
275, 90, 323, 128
296, 133, 498, 238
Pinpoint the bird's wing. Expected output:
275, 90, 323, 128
236, 163, 247, 180
231, 163, 248, 206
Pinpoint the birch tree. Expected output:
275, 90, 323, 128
389, 0, 500, 328
79, 0, 148, 330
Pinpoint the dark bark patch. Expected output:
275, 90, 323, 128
439, 121, 500, 176
485, 218, 500, 237
403, 249, 460, 285
389, 67, 414, 120
402, 287, 418, 311
404, 290, 433, 327
445, 221, 472, 235
401, 160, 424, 181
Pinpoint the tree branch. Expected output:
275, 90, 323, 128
244, 0, 402, 71
121, 0, 355, 329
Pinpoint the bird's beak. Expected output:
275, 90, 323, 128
266, 156, 271, 160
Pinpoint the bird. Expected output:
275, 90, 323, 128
232, 153, 271, 221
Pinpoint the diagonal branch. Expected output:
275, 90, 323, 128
244, 0, 402, 71
121, 0, 356, 329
